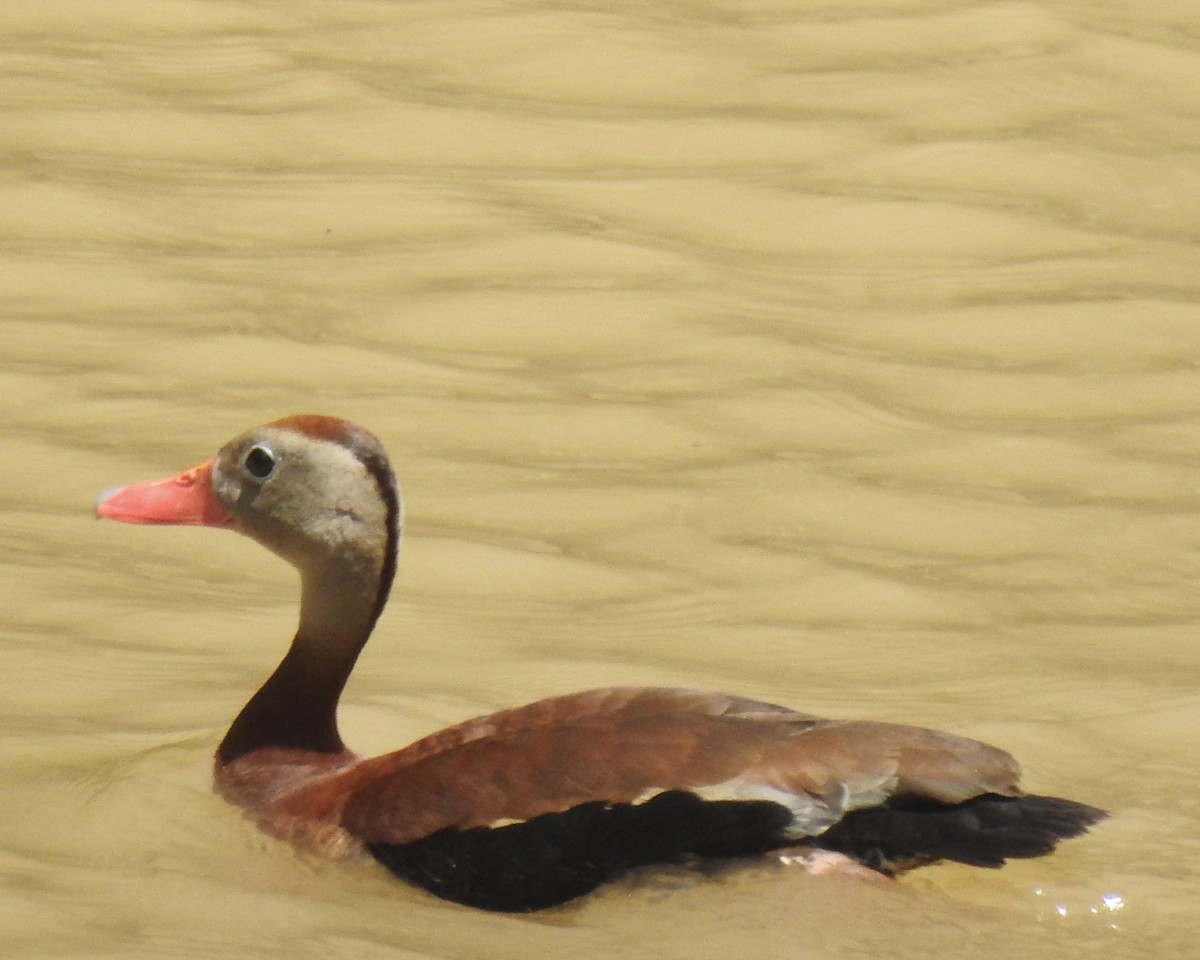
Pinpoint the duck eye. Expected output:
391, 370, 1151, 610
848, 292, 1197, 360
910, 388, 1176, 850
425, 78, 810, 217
244, 444, 277, 480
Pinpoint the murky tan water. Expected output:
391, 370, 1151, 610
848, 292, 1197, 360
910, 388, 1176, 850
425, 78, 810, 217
2, 0, 1197, 956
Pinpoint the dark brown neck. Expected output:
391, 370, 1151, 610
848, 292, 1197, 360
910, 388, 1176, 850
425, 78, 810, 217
216, 633, 360, 764
216, 560, 391, 766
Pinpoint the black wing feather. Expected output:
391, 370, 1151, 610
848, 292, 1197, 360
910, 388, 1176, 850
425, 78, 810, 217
368, 790, 793, 911
814, 793, 1107, 874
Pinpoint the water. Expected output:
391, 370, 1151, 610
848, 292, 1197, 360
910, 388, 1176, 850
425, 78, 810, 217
2, 1, 1197, 956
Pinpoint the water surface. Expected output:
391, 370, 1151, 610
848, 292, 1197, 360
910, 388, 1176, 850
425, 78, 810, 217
2, 1, 1197, 957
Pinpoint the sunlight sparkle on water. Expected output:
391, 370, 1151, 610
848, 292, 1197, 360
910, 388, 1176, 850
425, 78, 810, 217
1032, 888, 1125, 928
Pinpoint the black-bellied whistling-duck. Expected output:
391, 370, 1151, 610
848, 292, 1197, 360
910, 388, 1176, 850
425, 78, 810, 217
96, 415, 1105, 911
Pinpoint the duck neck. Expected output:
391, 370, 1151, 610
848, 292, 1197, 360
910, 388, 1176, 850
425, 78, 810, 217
216, 562, 386, 766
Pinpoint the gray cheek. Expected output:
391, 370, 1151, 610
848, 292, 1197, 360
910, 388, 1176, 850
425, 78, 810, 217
234, 483, 263, 512
212, 470, 251, 515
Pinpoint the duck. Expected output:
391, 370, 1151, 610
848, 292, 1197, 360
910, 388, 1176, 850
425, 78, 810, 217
95, 414, 1105, 912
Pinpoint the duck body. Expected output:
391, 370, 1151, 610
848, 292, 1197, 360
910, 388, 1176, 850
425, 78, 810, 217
97, 415, 1105, 912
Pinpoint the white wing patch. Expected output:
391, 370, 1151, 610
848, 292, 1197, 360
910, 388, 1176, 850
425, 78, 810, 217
635, 771, 899, 839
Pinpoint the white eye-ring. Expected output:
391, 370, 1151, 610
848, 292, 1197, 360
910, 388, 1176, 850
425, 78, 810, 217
243, 444, 277, 480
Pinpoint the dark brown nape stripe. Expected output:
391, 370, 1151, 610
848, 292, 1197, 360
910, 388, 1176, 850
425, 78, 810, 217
273, 414, 401, 626
355, 441, 401, 628
368, 791, 793, 912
